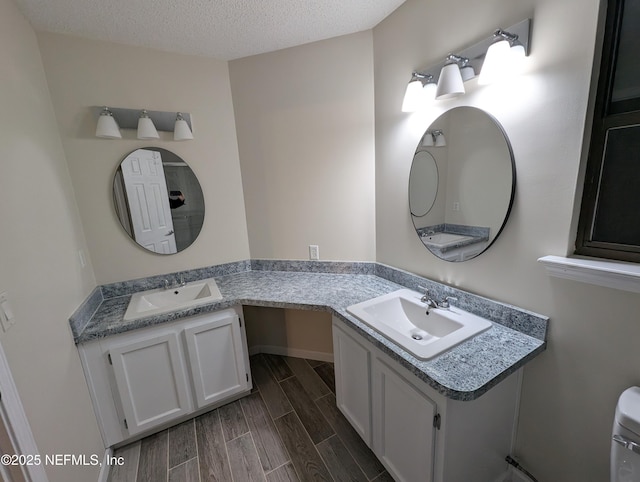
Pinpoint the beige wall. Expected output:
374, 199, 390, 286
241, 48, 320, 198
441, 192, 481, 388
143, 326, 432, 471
229, 32, 376, 261
244, 307, 333, 357
374, 0, 640, 480
37, 32, 251, 284
0, 0, 104, 480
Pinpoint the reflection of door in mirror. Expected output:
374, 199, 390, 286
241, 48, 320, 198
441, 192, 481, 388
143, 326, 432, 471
119, 149, 177, 254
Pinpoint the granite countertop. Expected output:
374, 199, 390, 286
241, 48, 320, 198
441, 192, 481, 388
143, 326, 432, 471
71, 261, 548, 401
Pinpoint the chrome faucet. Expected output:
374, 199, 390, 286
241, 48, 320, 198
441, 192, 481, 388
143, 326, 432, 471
418, 286, 457, 314
164, 275, 186, 290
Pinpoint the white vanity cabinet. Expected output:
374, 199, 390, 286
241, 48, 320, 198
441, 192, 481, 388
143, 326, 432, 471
108, 330, 193, 436
332, 318, 520, 482
79, 306, 251, 447
372, 356, 437, 482
332, 322, 372, 444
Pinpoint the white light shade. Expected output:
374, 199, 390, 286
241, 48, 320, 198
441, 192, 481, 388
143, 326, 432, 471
435, 63, 465, 99
478, 39, 525, 85
95, 108, 121, 138
423, 82, 437, 103
402, 79, 424, 112
137, 110, 159, 139
434, 132, 447, 147
421, 133, 434, 147
174, 113, 193, 141
460, 64, 476, 81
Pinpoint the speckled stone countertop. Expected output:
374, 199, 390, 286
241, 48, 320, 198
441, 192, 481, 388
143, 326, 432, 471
70, 260, 548, 401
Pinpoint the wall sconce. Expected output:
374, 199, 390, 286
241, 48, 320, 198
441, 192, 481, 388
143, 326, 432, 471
402, 73, 438, 112
421, 129, 446, 147
435, 55, 468, 99
401, 18, 530, 111
93, 107, 194, 140
174, 113, 194, 141
433, 130, 446, 147
478, 29, 526, 85
137, 110, 159, 139
95, 107, 122, 139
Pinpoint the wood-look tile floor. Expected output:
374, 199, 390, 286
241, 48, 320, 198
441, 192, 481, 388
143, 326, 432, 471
108, 354, 394, 482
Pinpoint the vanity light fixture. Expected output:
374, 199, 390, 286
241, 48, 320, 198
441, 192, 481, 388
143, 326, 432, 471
401, 18, 531, 111
478, 29, 526, 85
174, 113, 194, 140
137, 110, 159, 140
93, 107, 194, 140
95, 107, 122, 139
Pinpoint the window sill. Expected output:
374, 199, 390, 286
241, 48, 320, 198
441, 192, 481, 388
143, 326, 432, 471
538, 255, 640, 293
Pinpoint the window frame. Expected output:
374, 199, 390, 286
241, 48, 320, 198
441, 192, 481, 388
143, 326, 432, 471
575, 0, 640, 262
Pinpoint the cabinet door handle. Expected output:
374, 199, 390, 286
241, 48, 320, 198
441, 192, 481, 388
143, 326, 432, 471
613, 434, 640, 455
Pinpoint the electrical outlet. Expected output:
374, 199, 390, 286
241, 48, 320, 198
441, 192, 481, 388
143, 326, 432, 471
453, 201, 460, 211
309, 245, 320, 260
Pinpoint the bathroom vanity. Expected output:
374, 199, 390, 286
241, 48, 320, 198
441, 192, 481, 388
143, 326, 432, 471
72, 260, 547, 479
334, 319, 519, 482
78, 306, 251, 446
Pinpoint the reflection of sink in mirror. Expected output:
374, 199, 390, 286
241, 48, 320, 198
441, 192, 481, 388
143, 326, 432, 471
422, 232, 473, 248
347, 289, 491, 360
124, 278, 223, 321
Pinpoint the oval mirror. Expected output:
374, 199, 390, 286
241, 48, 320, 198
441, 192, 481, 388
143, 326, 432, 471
113, 148, 205, 254
409, 107, 515, 262
409, 151, 439, 217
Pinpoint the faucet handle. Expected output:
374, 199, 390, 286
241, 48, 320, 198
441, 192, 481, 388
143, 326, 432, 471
418, 286, 430, 302
439, 296, 458, 309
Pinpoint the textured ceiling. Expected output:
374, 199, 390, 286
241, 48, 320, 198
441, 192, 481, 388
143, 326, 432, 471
15, 0, 406, 60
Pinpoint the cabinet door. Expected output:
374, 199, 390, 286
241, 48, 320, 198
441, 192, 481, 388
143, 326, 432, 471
183, 312, 250, 408
332, 323, 372, 445
372, 357, 436, 482
109, 332, 192, 436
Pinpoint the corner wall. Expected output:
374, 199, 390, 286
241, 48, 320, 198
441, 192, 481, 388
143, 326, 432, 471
0, 0, 104, 479
229, 32, 376, 261
374, 0, 640, 480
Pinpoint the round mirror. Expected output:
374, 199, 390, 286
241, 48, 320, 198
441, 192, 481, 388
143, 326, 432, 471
409, 151, 439, 217
113, 148, 205, 254
409, 107, 515, 262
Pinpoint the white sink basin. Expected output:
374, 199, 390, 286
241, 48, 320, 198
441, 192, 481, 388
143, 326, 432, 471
421, 233, 473, 248
346, 289, 491, 360
124, 278, 223, 321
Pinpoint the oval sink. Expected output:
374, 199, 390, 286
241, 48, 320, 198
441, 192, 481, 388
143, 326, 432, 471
124, 278, 223, 321
346, 289, 491, 360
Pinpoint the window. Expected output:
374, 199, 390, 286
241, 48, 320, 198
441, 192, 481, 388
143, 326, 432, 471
575, 0, 640, 262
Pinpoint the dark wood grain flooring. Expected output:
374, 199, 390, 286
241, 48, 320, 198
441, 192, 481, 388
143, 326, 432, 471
109, 354, 391, 482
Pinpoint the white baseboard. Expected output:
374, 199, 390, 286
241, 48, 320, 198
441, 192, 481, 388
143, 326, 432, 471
249, 345, 333, 363
98, 448, 113, 482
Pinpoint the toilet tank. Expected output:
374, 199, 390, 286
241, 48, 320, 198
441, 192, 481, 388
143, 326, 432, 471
612, 387, 640, 482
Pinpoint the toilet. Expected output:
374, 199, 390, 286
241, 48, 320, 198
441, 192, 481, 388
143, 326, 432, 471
612, 387, 640, 481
